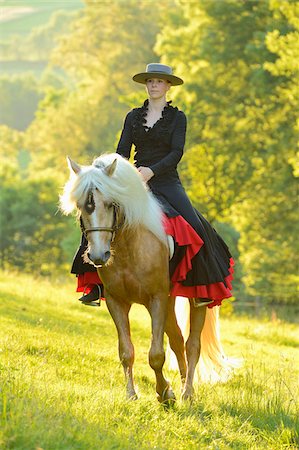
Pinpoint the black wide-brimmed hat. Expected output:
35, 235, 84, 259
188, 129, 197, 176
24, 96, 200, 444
133, 63, 184, 86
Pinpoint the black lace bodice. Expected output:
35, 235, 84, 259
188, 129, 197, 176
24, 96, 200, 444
132, 99, 177, 142
116, 100, 187, 184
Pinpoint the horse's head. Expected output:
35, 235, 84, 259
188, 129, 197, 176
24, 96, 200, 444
60, 153, 167, 267
67, 157, 120, 267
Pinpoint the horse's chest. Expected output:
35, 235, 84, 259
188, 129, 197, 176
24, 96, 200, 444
98, 232, 169, 302
99, 257, 168, 304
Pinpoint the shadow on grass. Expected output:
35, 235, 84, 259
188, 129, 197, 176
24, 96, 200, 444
167, 400, 252, 449
219, 402, 299, 447
1, 391, 140, 450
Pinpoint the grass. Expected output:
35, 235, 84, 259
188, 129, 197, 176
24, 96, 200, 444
0, 272, 298, 449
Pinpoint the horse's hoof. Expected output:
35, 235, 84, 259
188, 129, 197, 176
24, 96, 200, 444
181, 389, 193, 402
128, 393, 138, 401
157, 385, 176, 407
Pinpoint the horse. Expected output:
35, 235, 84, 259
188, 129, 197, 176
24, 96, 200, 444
60, 153, 237, 403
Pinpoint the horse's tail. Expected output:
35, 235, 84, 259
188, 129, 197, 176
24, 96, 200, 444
197, 305, 242, 382
167, 298, 241, 383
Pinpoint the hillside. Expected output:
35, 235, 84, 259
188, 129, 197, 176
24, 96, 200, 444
0, 272, 298, 449
0, 1, 84, 37
0, 0, 84, 74
0, 1, 84, 129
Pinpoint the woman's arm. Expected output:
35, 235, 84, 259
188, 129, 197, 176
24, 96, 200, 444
149, 111, 187, 177
116, 111, 134, 158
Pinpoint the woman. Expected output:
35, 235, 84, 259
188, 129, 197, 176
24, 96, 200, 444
72, 63, 234, 307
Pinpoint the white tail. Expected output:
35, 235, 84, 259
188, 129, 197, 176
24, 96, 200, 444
167, 297, 241, 383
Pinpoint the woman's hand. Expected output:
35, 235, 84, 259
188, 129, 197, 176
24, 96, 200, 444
138, 166, 154, 182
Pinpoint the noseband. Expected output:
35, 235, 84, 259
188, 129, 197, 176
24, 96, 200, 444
80, 191, 122, 241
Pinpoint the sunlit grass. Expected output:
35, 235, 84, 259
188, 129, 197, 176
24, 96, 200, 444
0, 272, 298, 449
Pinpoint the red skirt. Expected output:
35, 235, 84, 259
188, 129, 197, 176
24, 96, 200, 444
77, 214, 234, 308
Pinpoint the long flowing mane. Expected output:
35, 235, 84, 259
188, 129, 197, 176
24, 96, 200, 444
60, 153, 167, 244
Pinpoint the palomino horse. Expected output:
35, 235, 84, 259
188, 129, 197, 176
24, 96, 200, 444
60, 153, 235, 403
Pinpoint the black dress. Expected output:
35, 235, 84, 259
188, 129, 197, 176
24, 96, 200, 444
115, 100, 234, 305
72, 100, 234, 306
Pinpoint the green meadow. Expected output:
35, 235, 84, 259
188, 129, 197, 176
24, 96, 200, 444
0, 272, 298, 449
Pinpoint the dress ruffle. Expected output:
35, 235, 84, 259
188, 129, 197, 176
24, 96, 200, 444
163, 214, 204, 281
77, 272, 102, 294
132, 100, 178, 145
163, 215, 234, 308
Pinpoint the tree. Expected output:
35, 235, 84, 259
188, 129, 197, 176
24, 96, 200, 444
0, 74, 43, 131
233, 0, 299, 303
26, 0, 171, 178
156, 0, 298, 302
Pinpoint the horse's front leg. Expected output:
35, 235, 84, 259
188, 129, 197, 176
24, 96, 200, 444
147, 296, 176, 405
181, 300, 206, 401
105, 298, 137, 400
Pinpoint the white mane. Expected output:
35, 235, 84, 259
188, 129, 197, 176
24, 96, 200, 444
60, 153, 167, 245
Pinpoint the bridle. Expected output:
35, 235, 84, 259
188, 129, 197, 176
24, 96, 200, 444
80, 191, 123, 242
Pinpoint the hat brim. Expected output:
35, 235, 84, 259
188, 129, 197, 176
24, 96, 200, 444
132, 72, 183, 86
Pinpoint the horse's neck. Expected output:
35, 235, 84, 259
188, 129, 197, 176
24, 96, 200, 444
114, 226, 144, 251
113, 225, 165, 262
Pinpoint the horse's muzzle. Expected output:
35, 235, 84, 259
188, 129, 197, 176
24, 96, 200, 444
89, 251, 111, 267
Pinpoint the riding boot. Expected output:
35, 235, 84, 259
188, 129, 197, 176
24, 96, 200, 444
78, 285, 101, 306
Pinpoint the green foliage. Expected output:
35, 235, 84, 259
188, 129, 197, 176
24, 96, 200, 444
0, 125, 22, 163
0, 126, 68, 274
27, 0, 169, 174
0, 172, 68, 274
0, 74, 42, 130
0, 273, 298, 449
157, 0, 299, 303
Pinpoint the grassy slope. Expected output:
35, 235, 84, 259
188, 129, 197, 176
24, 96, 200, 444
0, 272, 298, 450
0, 1, 84, 37
0, 1, 83, 79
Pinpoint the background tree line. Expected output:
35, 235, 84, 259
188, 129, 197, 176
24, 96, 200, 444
0, 0, 298, 304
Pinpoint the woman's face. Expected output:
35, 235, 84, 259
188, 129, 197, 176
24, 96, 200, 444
145, 78, 171, 100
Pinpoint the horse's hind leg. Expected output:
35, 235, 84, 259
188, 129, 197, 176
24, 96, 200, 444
165, 296, 187, 384
181, 300, 206, 401
105, 298, 137, 400
147, 296, 176, 405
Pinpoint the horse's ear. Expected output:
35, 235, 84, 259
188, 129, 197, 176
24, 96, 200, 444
67, 156, 81, 175
105, 158, 117, 177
